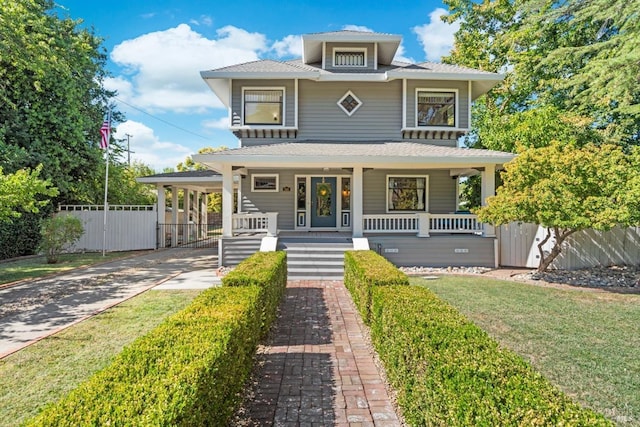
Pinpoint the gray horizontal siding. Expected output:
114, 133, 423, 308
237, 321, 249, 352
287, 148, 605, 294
363, 169, 456, 215
324, 42, 375, 71
297, 80, 403, 140
231, 79, 296, 127
240, 168, 296, 230
405, 80, 470, 129
367, 235, 495, 267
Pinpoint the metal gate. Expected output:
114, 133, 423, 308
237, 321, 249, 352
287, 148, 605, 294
157, 222, 221, 249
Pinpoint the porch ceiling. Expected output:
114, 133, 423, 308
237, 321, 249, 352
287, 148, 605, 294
192, 142, 516, 173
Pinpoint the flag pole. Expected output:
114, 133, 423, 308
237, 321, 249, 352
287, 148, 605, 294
101, 109, 111, 256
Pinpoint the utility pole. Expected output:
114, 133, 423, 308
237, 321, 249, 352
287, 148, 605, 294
125, 133, 134, 166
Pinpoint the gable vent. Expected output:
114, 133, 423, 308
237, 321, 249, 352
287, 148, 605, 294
335, 51, 365, 67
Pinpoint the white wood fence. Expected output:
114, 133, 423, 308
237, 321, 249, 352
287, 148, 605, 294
499, 223, 640, 269
58, 205, 157, 251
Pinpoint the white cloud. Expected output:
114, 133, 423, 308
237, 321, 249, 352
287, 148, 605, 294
110, 24, 267, 113
393, 44, 415, 64
202, 117, 229, 130
413, 8, 460, 62
114, 120, 193, 170
189, 15, 213, 27
342, 25, 374, 32
272, 34, 302, 58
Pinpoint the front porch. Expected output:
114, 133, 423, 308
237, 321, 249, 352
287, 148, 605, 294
230, 211, 486, 238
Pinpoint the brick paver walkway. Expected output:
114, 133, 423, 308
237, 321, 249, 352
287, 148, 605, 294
235, 280, 401, 426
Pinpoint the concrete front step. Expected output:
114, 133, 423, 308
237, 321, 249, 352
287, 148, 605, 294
280, 238, 352, 280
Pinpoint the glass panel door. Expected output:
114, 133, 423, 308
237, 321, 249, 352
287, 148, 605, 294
310, 177, 336, 228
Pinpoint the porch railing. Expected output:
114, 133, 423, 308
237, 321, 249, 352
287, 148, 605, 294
363, 215, 418, 233
232, 212, 278, 236
363, 213, 483, 236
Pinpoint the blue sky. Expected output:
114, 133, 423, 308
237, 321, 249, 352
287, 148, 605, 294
55, 0, 459, 170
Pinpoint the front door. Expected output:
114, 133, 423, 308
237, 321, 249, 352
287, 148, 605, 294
311, 177, 337, 228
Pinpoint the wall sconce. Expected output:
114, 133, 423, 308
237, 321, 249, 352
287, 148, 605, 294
342, 185, 351, 198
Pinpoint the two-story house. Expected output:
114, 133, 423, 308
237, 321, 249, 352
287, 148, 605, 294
194, 30, 514, 269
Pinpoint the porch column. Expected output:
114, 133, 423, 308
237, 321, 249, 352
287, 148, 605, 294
185, 188, 192, 222
202, 193, 208, 225
236, 174, 243, 213
222, 164, 233, 238
156, 185, 166, 248
352, 166, 364, 237
171, 186, 179, 247
481, 164, 496, 237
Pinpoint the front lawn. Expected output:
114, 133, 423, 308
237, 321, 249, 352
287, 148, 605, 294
0, 252, 135, 285
414, 275, 640, 426
0, 289, 200, 426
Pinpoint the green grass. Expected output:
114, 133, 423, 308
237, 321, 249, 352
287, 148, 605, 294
0, 289, 200, 426
413, 275, 640, 426
0, 252, 136, 285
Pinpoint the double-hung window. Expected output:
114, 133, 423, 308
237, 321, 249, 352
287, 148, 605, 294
387, 176, 428, 212
243, 88, 284, 125
416, 90, 456, 127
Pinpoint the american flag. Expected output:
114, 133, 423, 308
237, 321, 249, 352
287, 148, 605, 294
99, 116, 110, 149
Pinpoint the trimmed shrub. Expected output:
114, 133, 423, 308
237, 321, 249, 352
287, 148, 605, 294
223, 250, 287, 335
26, 286, 263, 426
26, 251, 288, 426
369, 285, 612, 426
344, 250, 408, 324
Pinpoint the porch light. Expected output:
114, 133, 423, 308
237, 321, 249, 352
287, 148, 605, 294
342, 185, 350, 198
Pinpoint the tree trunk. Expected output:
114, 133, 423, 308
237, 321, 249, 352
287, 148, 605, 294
536, 227, 577, 272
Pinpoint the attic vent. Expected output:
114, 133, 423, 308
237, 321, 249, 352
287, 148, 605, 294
335, 51, 365, 66
333, 48, 367, 67
337, 90, 362, 116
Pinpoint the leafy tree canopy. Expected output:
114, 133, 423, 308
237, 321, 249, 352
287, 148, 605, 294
443, 0, 640, 147
0, 165, 58, 222
476, 142, 640, 271
0, 0, 114, 204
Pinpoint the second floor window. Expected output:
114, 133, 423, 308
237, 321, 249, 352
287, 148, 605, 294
244, 89, 283, 125
417, 91, 456, 127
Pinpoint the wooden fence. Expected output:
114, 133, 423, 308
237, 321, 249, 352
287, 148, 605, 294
58, 205, 157, 251
499, 223, 640, 269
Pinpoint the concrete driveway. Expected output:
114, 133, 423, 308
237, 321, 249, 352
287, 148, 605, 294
0, 248, 220, 358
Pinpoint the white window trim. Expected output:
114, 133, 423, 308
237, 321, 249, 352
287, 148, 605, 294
332, 47, 367, 68
241, 86, 286, 127
386, 175, 430, 213
337, 90, 363, 116
251, 173, 279, 193
415, 88, 459, 128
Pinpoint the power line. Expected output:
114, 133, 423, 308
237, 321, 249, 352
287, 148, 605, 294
114, 97, 213, 141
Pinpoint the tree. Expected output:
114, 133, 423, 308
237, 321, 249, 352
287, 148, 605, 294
476, 142, 640, 271
0, 0, 115, 204
443, 0, 639, 147
0, 165, 58, 222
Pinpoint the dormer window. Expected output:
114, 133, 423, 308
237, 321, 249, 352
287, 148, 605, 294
243, 88, 284, 126
333, 48, 367, 68
416, 89, 457, 127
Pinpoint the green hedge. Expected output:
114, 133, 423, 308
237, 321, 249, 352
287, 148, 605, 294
343, 253, 611, 426
344, 250, 408, 323
222, 250, 287, 335
26, 250, 288, 426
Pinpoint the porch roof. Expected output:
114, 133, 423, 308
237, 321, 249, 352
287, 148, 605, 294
192, 142, 515, 172
136, 170, 238, 193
